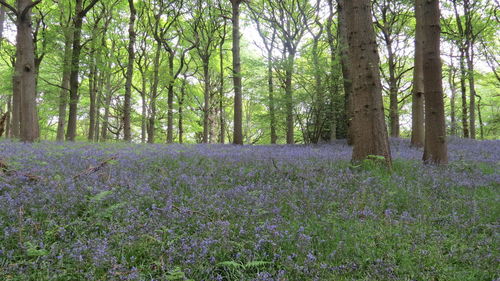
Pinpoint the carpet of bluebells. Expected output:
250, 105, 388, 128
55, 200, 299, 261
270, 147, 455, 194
0, 138, 498, 280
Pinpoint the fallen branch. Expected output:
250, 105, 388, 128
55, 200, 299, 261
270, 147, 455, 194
0, 158, 42, 182
73, 156, 117, 180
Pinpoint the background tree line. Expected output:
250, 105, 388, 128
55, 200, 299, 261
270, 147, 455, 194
0, 0, 498, 158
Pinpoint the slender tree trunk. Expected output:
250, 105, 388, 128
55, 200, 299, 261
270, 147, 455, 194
449, 64, 457, 136
88, 57, 97, 141
5, 95, 11, 137
466, 45, 476, 139
15, 0, 39, 142
202, 60, 210, 143
344, 0, 392, 165
422, 0, 447, 165
268, 48, 277, 144
123, 0, 136, 142
327, 0, 336, 142
167, 53, 174, 143
477, 95, 484, 139
0, 6, 4, 41
148, 42, 161, 144
387, 43, 399, 138
312, 35, 324, 143
179, 78, 186, 144
56, 31, 73, 141
411, 0, 425, 147
100, 72, 112, 141
459, 49, 469, 138
141, 72, 147, 143
219, 29, 226, 144
232, 0, 243, 145
285, 49, 296, 145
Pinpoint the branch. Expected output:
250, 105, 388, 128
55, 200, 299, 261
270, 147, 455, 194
20, 0, 42, 20
0, 0, 18, 17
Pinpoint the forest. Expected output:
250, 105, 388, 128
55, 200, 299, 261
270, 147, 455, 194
0, 0, 499, 280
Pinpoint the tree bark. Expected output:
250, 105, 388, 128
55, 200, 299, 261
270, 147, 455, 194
232, 0, 243, 145
326, 0, 336, 142
66, 0, 98, 141
466, 45, 476, 139
411, 0, 425, 147
337, 0, 353, 145
202, 59, 210, 143
422, 0, 448, 165
459, 49, 469, 138
56, 31, 73, 141
167, 52, 174, 143
285, 48, 296, 145
148, 42, 161, 144
13, 0, 40, 142
343, 0, 392, 166
123, 0, 136, 142
88, 55, 97, 141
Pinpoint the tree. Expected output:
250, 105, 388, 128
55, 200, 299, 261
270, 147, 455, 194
0, 0, 42, 142
123, 0, 136, 141
231, 0, 243, 145
422, 0, 447, 164
342, 0, 392, 165
411, 0, 425, 147
66, 0, 99, 141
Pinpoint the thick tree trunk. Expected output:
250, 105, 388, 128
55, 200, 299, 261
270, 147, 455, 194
232, 0, 243, 145
15, 0, 39, 142
312, 36, 324, 143
66, 1, 84, 141
411, 0, 425, 147
344, 0, 392, 165
337, 0, 353, 145
56, 31, 72, 141
422, 0, 448, 165
123, 0, 136, 142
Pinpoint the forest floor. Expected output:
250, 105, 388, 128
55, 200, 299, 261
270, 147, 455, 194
0, 138, 498, 280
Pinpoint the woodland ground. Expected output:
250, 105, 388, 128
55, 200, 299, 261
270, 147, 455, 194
0, 138, 498, 281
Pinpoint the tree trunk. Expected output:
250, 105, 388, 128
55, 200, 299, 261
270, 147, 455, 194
148, 42, 161, 144
232, 0, 243, 145
15, 0, 40, 142
219, 27, 226, 144
202, 60, 210, 143
66, 0, 98, 141
459, 49, 469, 138
167, 52, 174, 143
56, 31, 72, 141
179, 78, 186, 144
88, 57, 97, 141
411, 0, 425, 147
449, 63, 457, 136
285, 49, 296, 145
387, 41, 399, 138
422, 0, 448, 165
327, 0, 336, 142
141, 71, 147, 143
268, 48, 277, 144
123, 0, 136, 142
337, 0, 353, 145
466, 45, 476, 139
343, 0, 392, 165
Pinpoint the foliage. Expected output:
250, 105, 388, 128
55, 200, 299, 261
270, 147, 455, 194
0, 138, 498, 280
